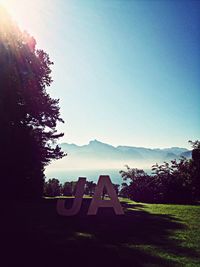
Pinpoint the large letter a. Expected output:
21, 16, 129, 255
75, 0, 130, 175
87, 175, 124, 215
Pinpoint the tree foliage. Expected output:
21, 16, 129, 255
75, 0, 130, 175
188, 140, 200, 149
44, 178, 62, 197
0, 8, 65, 199
63, 181, 78, 196
84, 181, 96, 196
120, 141, 200, 204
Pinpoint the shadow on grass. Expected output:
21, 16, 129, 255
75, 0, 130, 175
2, 198, 199, 267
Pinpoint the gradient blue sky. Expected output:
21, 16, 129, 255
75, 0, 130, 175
4, 0, 200, 148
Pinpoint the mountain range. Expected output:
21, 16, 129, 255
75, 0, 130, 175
60, 139, 191, 162
45, 140, 192, 183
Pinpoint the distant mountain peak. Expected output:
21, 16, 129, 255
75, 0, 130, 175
89, 139, 102, 145
88, 139, 116, 150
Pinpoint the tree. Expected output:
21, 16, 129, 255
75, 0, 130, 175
0, 8, 65, 200
152, 158, 195, 203
120, 140, 200, 204
63, 181, 78, 196
44, 178, 62, 197
112, 183, 120, 195
188, 140, 200, 149
84, 181, 96, 196
119, 165, 156, 203
189, 140, 200, 199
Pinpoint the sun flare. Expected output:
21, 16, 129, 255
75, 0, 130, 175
0, 0, 45, 32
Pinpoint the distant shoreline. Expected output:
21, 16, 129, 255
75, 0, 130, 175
45, 168, 152, 185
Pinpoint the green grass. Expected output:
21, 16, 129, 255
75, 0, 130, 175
120, 198, 200, 266
3, 198, 200, 267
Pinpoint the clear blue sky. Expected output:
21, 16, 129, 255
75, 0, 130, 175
7, 0, 200, 148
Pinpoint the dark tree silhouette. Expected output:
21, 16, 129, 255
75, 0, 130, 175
120, 141, 200, 203
0, 8, 65, 200
112, 183, 120, 195
62, 181, 73, 196
120, 166, 156, 203
189, 140, 200, 199
63, 181, 77, 196
44, 178, 62, 197
84, 181, 96, 196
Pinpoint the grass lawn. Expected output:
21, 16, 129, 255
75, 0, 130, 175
3, 198, 200, 267
120, 198, 200, 266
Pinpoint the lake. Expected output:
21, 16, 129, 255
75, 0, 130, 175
45, 168, 152, 185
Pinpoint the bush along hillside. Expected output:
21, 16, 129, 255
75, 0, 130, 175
119, 140, 200, 204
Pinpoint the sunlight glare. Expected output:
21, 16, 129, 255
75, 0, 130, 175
0, 0, 48, 33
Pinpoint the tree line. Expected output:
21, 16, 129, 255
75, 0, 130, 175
44, 179, 120, 198
119, 141, 200, 204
